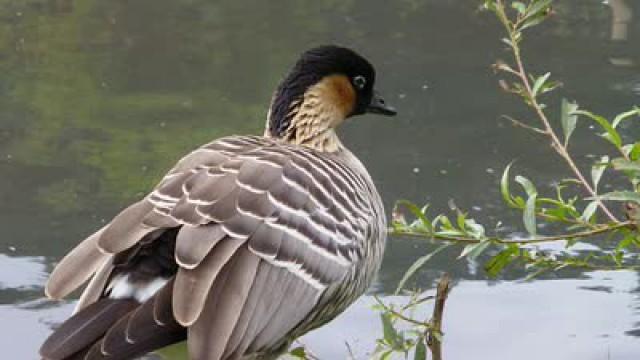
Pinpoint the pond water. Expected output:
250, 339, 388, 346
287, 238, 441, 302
0, 0, 639, 359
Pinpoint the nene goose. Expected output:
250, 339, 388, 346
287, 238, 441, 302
41, 45, 396, 360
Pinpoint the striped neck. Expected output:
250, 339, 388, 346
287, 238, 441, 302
266, 75, 352, 153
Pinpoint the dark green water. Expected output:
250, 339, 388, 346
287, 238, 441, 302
0, 0, 639, 359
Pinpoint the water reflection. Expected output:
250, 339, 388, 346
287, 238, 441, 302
305, 271, 640, 359
0, 0, 639, 358
608, 0, 636, 67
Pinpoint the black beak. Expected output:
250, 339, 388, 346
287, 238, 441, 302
366, 90, 397, 116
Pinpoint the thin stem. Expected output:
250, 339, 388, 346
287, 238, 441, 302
373, 296, 432, 328
502, 115, 548, 135
390, 221, 633, 245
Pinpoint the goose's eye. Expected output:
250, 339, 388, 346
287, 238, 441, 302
353, 75, 366, 90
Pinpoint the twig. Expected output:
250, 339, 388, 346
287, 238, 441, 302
373, 296, 430, 328
390, 221, 632, 245
427, 274, 451, 360
501, 115, 547, 135
344, 341, 356, 360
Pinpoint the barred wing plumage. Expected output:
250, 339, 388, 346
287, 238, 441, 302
44, 135, 386, 359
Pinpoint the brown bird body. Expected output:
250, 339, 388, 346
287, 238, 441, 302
41, 45, 396, 360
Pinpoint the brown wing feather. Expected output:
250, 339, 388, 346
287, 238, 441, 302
39, 298, 139, 360
45, 226, 109, 300
74, 256, 114, 313
188, 246, 260, 360
85, 281, 186, 360
97, 201, 156, 254
174, 224, 226, 269
172, 236, 244, 326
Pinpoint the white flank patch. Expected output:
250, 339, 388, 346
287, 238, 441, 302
109, 274, 169, 302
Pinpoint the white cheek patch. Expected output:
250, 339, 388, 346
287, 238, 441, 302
108, 274, 169, 303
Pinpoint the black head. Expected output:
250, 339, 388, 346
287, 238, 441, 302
268, 45, 396, 138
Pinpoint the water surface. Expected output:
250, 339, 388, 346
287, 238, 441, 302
1, 0, 639, 359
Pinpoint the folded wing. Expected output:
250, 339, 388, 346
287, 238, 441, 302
43, 135, 375, 359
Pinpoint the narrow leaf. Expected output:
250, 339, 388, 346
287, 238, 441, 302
612, 108, 640, 128
580, 201, 598, 223
523, 266, 549, 281
501, 162, 518, 207
523, 194, 537, 236
459, 241, 491, 260
395, 243, 450, 294
381, 313, 399, 347
414, 337, 427, 360
560, 99, 578, 146
485, 245, 519, 277
397, 200, 432, 233
289, 347, 307, 359
520, 15, 546, 31
532, 72, 550, 97
595, 191, 640, 204
526, 0, 552, 18
574, 110, 622, 148
591, 155, 608, 190
511, 1, 526, 14
515, 175, 537, 197
611, 158, 640, 173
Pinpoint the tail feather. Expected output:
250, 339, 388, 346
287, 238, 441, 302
84, 280, 186, 360
43, 279, 186, 360
40, 299, 138, 360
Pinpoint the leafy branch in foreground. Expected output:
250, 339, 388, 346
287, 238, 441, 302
369, 2, 639, 359
391, 0, 640, 283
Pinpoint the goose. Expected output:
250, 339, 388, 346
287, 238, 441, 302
40, 45, 396, 360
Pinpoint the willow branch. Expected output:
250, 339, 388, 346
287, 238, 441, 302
390, 221, 632, 245
493, 0, 620, 223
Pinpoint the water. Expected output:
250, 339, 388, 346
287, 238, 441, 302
0, 0, 639, 359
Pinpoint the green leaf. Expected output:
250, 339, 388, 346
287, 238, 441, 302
483, 1, 497, 12
595, 191, 640, 204
512, 1, 526, 14
414, 337, 427, 360
464, 218, 486, 239
612, 107, 640, 128
289, 347, 307, 359
485, 245, 519, 277
616, 235, 635, 252
459, 240, 491, 260
523, 266, 549, 281
560, 99, 578, 146
591, 155, 609, 191
520, 14, 546, 31
532, 72, 550, 97
523, 193, 537, 236
395, 243, 450, 294
632, 143, 640, 161
378, 349, 394, 360
515, 175, 537, 197
611, 158, 640, 173
501, 162, 518, 207
526, 0, 552, 18
519, 0, 552, 31
381, 313, 401, 348
574, 110, 622, 149
580, 201, 598, 223
397, 200, 432, 233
